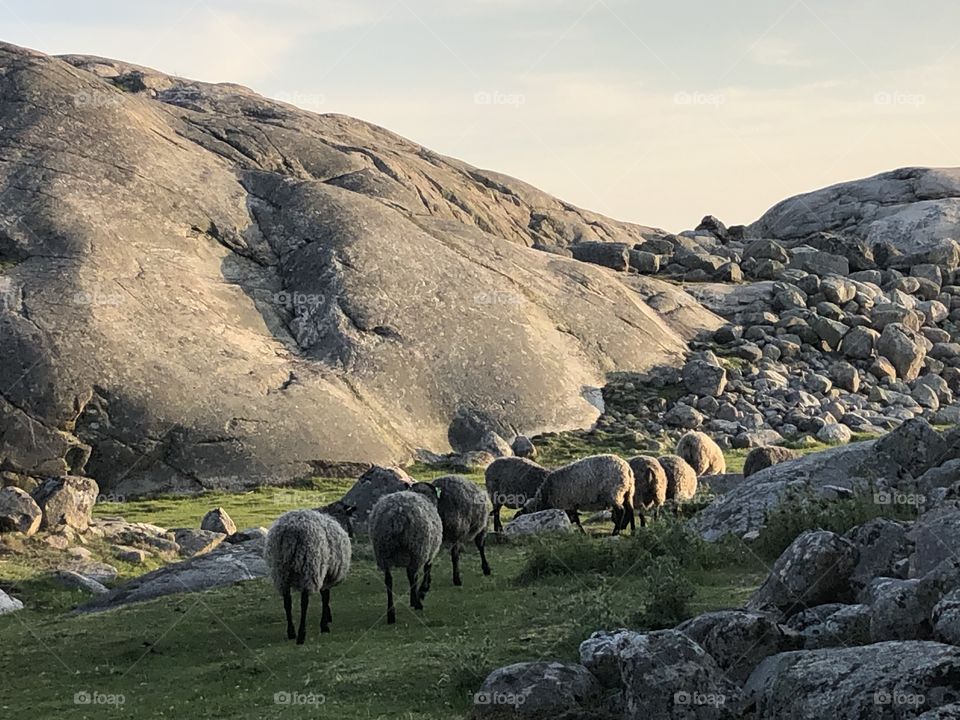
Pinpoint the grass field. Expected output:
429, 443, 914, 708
0, 472, 768, 719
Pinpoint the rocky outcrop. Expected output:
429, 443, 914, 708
0, 42, 720, 496
749, 167, 960, 253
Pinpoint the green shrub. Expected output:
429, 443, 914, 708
754, 490, 920, 561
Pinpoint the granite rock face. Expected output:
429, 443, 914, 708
0, 43, 720, 495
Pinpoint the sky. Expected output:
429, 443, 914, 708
3, 0, 959, 231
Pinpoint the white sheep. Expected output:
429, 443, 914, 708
676, 431, 726, 476
368, 482, 443, 624
263, 501, 355, 644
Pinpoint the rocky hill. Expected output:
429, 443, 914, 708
0, 42, 718, 495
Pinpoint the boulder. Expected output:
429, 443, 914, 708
909, 510, 960, 577
869, 578, 933, 641
817, 423, 852, 444
682, 358, 727, 398
579, 629, 637, 688
845, 518, 912, 592
747, 530, 858, 616
744, 641, 960, 719
788, 251, 850, 277
200, 507, 236, 536
933, 590, 960, 646
510, 436, 538, 459
338, 466, 412, 530
51, 569, 109, 595
474, 661, 600, 716
570, 241, 631, 271
744, 239, 789, 264
32, 476, 99, 532
504, 510, 573, 536
874, 418, 945, 477
477, 431, 513, 458
790, 603, 872, 649
616, 630, 742, 720
0, 486, 42, 535
664, 404, 704, 429
675, 610, 801, 683
0, 589, 23, 615
172, 528, 227, 558
878, 323, 927, 381
830, 362, 860, 393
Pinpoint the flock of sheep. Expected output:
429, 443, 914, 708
263, 430, 727, 644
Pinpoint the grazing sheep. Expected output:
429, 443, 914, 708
433, 475, 492, 585
743, 446, 801, 477
264, 500, 355, 645
676, 431, 726, 476
658, 455, 698, 502
484, 456, 550, 532
368, 482, 443, 624
628, 455, 667, 522
521, 454, 635, 535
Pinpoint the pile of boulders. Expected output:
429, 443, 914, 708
0, 473, 261, 612
475, 484, 960, 718
593, 231, 960, 449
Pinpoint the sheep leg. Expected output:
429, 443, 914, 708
296, 590, 310, 645
283, 589, 296, 640
451, 543, 463, 586
476, 532, 492, 576
492, 505, 503, 533
611, 505, 623, 536
408, 566, 423, 610
625, 497, 638, 532
567, 510, 586, 534
419, 562, 433, 601
320, 588, 332, 633
384, 568, 396, 625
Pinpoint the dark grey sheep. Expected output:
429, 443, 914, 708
433, 475, 492, 585
484, 456, 550, 532
368, 482, 443, 624
264, 500, 355, 644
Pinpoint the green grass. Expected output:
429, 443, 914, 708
0, 472, 764, 719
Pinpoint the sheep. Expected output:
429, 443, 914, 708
743, 446, 801, 477
520, 454, 635, 535
484, 456, 550, 532
264, 500, 355, 645
658, 455, 698, 502
433, 475, 492, 585
676, 431, 726, 476
368, 482, 443, 624
628, 455, 667, 523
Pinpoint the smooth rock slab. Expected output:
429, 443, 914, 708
474, 661, 600, 716
76, 539, 266, 613
504, 510, 573, 536
744, 641, 960, 719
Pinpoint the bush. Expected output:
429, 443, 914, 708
755, 490, 920, 561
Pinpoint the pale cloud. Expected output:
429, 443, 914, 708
747, 37, 815, 68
